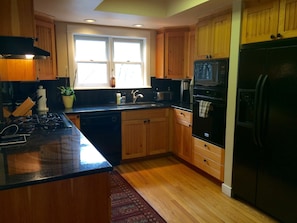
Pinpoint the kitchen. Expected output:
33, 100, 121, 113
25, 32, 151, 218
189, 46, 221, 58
0, 0, 297, 222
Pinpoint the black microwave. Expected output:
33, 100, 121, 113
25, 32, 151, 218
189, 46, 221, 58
193, 58, 229, 87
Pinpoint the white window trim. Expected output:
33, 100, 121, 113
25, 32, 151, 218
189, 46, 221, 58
67, 24, 151, 89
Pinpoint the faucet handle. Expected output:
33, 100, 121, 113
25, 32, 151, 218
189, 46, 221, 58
131, 90, 139, 95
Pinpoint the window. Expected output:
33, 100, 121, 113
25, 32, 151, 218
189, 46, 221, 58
73, 35, 146, 89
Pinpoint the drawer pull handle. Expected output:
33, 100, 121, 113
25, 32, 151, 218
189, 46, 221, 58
203, 159, 209, 165
204, 144, 209, 149
180, 112, 185, 116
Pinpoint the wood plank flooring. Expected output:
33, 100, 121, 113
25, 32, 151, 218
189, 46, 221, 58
115, 156, 278, 223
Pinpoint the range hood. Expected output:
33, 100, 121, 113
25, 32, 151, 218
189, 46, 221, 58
0, 36, 50, 59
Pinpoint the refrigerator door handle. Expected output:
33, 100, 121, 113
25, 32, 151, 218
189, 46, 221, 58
254, 74, 264, 147
258, 74, 269, 147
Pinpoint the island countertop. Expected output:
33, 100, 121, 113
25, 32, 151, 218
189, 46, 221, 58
0, 121, 113, 190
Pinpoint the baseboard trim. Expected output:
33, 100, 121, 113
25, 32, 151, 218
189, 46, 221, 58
221, 183, 232, 197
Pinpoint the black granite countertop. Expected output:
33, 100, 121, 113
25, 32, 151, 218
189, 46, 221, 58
0, 122, 112, 190
61, 101, 192, 114
62, 101, 173, 114
0, 102, 192, 191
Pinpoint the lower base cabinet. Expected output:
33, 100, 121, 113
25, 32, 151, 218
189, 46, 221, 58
192, 137, 225, 181
66, 114, 80, 129
173, 108, 193, 162
121, 108, 169, 160
0, 172, 111, 223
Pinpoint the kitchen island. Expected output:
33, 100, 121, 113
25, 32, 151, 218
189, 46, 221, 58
0, 118, 112, 223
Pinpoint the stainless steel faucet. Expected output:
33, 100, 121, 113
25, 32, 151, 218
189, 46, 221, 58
131, 90, 144, 103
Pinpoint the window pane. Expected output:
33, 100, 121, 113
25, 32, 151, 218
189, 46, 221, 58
77, 63, 108, 86
115, 63, 143, 87
113, 41, 141, 62
75, 39, 106, 61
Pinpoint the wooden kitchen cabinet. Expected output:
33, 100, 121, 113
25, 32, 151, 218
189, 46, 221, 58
193, 137, 225, 181
66, 114, 80, 129
0, 0, 35, 37
241, 0, 297, 44
0, 173, 110, 223
196, 10, 231, 59
121, 108, 169, 160
156, 27, 189, 79
185, 26, 196, 79
173, 108, 193, 163
35, 13, 57, 80
0, 0, 37, 81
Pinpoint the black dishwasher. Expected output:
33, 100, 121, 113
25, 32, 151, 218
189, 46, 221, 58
80, 111, 121, 166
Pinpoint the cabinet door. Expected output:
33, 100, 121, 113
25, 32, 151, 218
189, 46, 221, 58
174, 122, 193, 162
0, 59, 36, 81
66, 114, 80, 129
147, 117, 169, 155
0, 0, 35, 37
165, 31, 186, 79
173, 109, 193, 162
122, 120, 147, 159
35, 15, 57, 80
278, 0, 297, 38
185, 28, 196, 79
212, 12, 232, 58
155, 33, 165, 78
241, 0, 280, 44
196, 19, 212, 59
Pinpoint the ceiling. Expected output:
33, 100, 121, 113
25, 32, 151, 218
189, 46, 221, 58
34, 0, 233, 30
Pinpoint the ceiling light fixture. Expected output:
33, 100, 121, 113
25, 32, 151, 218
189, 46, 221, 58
84, 19, 96, 23
133, 24, 143, 28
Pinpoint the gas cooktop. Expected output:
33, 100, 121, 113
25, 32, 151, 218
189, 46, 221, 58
3, 113, 72, 135
0, 113, 72, 147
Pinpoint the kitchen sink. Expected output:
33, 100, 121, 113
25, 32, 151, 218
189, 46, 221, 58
118, 102, 164, 108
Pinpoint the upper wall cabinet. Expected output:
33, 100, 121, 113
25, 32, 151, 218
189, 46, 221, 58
196, 10, 232, 60
156, 27, 189, 79
241, 0, 297, 44
0, 0, 36, 81
0, 0, 35, 37
35, 14, 57, 80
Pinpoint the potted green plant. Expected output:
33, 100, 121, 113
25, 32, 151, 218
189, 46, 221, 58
58, 86, 75, 109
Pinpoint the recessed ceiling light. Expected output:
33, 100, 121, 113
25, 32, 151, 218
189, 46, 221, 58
84, 19, 96, 23
133, 24, 143, 28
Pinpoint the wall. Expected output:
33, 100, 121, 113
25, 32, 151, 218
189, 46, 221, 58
222, 0, 242, 197
55, 21, 157, 80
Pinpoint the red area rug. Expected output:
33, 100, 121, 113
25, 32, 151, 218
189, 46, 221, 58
110, 171, 167, 223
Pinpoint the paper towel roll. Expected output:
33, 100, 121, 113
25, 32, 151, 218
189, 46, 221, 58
37, 85, 49, 111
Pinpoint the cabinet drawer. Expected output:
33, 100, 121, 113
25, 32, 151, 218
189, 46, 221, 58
194, 153, 224, 180
122, 108, 168, 121
174, 109, 192, 125
193, 137, 224, 164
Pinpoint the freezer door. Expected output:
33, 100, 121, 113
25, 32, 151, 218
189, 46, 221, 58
232, 46, 266, 204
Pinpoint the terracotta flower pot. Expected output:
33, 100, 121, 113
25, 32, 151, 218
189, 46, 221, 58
62, 95, 74, 109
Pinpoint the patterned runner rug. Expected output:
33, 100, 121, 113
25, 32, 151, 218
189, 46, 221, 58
110, 171, 167, 223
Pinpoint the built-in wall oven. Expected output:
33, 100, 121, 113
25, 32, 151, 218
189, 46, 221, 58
192, 59, 229, 148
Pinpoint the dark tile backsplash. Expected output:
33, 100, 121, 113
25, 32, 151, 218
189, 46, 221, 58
1, 77, 183, 113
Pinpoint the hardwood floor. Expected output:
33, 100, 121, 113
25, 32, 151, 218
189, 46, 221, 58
115, 156, 278, 223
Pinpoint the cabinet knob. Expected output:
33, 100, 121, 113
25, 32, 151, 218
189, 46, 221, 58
276, 33, 282, 39
270, 34, 276, 40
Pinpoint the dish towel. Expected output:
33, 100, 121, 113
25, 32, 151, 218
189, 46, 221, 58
199, 100, 212, 118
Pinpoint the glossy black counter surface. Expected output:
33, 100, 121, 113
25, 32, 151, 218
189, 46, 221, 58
62, 102, 172, 114
0, 123, 112, 190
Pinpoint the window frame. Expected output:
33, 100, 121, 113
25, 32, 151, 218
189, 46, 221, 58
67, 24, 151, 89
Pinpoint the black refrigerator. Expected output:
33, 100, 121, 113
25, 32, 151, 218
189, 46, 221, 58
232, 38, 297, 223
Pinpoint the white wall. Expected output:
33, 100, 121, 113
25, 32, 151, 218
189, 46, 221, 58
222, 0, 242, 197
